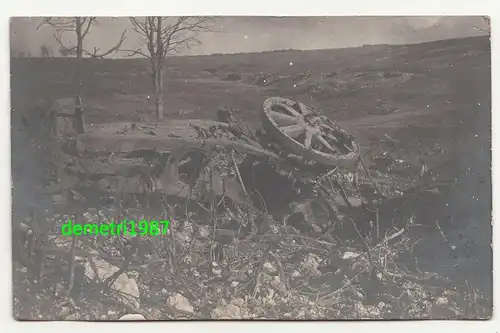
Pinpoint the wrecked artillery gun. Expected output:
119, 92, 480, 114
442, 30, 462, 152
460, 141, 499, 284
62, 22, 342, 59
13, 95, 372, 282
14, 95, 365, 253
66, 96, 363, 231
53, 96, 362, 221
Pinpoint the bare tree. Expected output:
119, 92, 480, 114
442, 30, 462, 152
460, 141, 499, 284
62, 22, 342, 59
128, 17, 214, 120
40, 44, 53, 57
38, 17, 127, 133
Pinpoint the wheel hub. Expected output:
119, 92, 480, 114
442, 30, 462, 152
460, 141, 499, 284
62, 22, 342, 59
297, 114, 321, 135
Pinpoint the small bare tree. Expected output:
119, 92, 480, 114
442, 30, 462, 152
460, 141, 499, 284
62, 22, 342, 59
40, 44, 53, 57
38, 17, 127, 133
128, 17, 214, 120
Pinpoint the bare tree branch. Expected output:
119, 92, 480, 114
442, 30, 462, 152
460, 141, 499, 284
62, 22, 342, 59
38, 17, 78, 31
81, 17, 96, 39
52, 30, 77, 53
39, 16, 127, 58
122, 47, 151, 58
83, 30, 127, 59
128, 16, 215, 60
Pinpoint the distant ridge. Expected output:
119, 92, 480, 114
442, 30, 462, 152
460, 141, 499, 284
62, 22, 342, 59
10, 35, 489, 60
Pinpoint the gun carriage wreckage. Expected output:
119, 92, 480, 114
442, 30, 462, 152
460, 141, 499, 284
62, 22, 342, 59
59, 96, 365, 228
14, 94, 383, 291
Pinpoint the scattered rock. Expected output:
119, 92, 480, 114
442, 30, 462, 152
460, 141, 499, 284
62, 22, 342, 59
119, 313, 146, 320
342, 251, 360, 260
166, 293, 194, 315
58, 307, 71, 318
262, 262, 277, 274
64, 313, 78, 320
84, 258, 140, 310
354, 302, 381, 318
347, 197, 363, 207
230, 298, 245, 307
211, 304, 242, 319
435, 297, 448, 306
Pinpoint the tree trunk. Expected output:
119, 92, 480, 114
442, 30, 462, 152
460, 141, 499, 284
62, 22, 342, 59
154, 65, 164, 120
73, 17, 85, 133
153, 17, 164, 121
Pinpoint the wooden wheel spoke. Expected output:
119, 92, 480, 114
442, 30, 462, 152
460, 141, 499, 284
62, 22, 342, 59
319, 123, 338, 131
269, 111, 298, 126
304, 131, 313, 148
275, 103, 301, 117
315, 134, 337, 153
298, 102, 311, 115
280, 124, 305, 138
325, 132, 340, 143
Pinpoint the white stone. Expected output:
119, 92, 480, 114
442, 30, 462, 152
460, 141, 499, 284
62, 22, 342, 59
119, 314, 146, 320
166, 293, 194, 315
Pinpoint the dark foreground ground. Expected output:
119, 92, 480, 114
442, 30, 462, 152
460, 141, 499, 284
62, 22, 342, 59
10, 36, 492, 319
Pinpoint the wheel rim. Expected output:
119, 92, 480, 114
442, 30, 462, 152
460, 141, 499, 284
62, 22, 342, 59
262, 97, 357, 164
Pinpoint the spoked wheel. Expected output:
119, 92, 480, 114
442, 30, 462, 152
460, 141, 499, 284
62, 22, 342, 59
261, 97, 360, 169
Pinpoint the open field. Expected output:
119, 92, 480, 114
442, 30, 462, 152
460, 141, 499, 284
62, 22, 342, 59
11, 36, 492, 319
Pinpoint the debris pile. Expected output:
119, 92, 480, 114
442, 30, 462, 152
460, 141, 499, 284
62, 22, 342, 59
12, 96, 490, 320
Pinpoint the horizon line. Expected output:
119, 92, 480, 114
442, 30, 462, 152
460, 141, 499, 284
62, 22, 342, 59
10, 35, 489, 60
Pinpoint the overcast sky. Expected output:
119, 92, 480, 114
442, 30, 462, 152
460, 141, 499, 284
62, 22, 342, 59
10, 16, 489, 57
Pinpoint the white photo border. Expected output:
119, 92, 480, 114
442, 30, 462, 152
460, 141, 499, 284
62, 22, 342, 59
1, 1, 497, 332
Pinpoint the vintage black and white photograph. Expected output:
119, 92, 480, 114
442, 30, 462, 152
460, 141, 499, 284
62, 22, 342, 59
10, 16, 492, 320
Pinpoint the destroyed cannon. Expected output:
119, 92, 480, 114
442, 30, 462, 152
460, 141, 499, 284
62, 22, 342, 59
34, 96, 366, 235
14, 95, 370, 286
